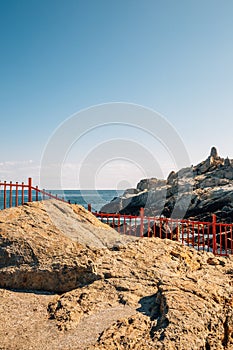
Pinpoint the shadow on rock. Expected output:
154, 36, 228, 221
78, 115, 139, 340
137, 289, 169, 340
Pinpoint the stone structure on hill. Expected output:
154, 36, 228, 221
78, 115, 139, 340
0, 201, 232, 349
100, 147, 233, 223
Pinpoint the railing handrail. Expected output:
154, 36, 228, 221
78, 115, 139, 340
0, 178, 232, 256
91, 208, 233, 257
0, 182, 28, 187
0, 178, 69, 209
93, 211, 218, 226
31, 186, 68, 203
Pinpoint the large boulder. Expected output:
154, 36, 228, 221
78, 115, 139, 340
0, 200, 135, 292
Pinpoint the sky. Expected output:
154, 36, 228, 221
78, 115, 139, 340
0, 0, 233, 188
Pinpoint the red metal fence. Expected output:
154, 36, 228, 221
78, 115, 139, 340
89, 206, 233, 257
0, 177, 68, 209
0, 178, 232, 256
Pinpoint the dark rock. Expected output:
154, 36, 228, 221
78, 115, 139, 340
210, 146, 218, 158
167, 171, 177, 185
123, 188, 139, 197
143, 221, 178, 240
224, 157, 231, 167
100, 147, 233, 223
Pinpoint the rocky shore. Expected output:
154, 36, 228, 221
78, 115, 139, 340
0, 200, 233, 349
101, 147, 233, 223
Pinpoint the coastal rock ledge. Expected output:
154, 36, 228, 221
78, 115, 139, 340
101, 147, 233, 223
0, 200, 233, 349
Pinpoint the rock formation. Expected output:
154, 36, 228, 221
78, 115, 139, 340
100, 147, 233, 223
0, 200, 135, 292
0, 201, 233, 349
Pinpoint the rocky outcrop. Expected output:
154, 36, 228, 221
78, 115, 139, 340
3, 239, 232, 350
86, 240, 233, 350
136, 178, 167, 191
0, 202, 233, 349
0, 200, 135, 292
101, 147, 233, 222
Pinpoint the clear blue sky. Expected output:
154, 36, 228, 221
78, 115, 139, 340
0, 0, 233, 188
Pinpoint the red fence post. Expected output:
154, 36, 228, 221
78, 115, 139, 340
35, 186, 39, 201
28, 177, 32, 202
212, 214, 217, 255
4, 181, 6, 209
88, 204, 92, 212
140, 207, 144, 237
9, 181, 12, 208
118, 214, 121, 233
15, 182, 18, 206
22, 182, 24, 204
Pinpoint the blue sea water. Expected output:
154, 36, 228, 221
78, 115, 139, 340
48, 189, 123, 211
0, 189, 123, 211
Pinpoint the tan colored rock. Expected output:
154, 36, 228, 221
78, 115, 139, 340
0, 200, 135, 292
48, 239, 233, 350
0, 203, 233, 349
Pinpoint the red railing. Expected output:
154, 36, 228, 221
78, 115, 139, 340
0, 178, 232, 256
0, 177, 69, 209
0, 178, 31, 209
89, 206, 233, 257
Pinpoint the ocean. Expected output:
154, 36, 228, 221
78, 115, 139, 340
0, 189, 123, 212
47, 190, 123, 211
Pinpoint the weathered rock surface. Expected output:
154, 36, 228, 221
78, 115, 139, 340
0, 200, 135, 292
100, 147, 233, 222
47, 239, 233, 350
0, 202, 233, 349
